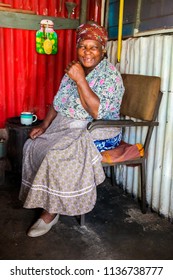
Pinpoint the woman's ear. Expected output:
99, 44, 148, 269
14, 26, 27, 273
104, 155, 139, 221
102, 49, 107, 57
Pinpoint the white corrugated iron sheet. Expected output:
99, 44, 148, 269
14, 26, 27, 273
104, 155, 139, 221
107, 35, 173, 220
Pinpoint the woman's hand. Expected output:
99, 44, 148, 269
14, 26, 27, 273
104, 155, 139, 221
65, 60, 100, 119
65, 61, 86, 84
29, 125, 47, 139
29, 104, 57, 139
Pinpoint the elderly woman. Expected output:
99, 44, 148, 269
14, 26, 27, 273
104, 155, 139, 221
19, 23, 124, 237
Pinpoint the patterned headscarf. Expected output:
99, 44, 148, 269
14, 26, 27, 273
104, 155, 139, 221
76, 23, 108, 47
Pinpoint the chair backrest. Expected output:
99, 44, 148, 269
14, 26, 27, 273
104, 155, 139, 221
120, 74, 161, 121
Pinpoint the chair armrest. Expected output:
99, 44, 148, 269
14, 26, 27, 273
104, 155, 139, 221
87, 119, 159, 132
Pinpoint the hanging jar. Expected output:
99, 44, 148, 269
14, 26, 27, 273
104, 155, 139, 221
36, 19, 58, 55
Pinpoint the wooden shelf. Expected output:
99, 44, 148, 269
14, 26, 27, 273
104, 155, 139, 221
0, 11, 79, 30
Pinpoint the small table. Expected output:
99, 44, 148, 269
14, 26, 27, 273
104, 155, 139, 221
6, 117, 42, 174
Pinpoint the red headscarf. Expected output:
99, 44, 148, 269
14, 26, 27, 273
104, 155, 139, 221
76, 23, 108, 47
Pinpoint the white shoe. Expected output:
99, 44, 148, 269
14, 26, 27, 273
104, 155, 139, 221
27, 214, 59, 237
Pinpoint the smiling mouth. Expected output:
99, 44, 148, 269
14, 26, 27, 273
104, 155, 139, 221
83, 57, 93, 63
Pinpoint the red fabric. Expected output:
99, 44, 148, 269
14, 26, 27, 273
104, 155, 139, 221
101, 141, 144, 164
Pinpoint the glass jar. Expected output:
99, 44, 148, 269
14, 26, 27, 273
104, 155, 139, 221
36, 19, 58, 55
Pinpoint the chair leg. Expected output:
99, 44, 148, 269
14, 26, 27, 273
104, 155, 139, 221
140, 161, 146, 214
80, 214, 85, 226
110, 166, 116, 187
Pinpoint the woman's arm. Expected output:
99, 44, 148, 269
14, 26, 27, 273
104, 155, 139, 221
76, 78, 100, 119
65, 61, 100, 119
29, 104, 57, 139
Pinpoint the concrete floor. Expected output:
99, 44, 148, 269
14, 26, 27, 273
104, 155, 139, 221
0, 172, 173, 260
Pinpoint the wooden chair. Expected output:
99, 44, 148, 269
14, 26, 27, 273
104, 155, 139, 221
80, 74, 163, 226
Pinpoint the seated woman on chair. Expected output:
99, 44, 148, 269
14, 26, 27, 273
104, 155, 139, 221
19, 23, 125, 237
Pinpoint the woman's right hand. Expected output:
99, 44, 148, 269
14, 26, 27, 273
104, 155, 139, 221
29, 104, 57, 139
29, 125, 47, 139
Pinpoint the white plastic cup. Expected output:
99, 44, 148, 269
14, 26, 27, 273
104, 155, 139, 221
20, 112, 37, 125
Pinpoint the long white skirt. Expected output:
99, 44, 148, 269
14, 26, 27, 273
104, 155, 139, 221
19, 114, 106, 216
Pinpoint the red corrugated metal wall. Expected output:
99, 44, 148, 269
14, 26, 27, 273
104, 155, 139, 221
0, 0, 101, 128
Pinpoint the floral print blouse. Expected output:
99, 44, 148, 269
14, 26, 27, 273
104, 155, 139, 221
53, 58, 124, 121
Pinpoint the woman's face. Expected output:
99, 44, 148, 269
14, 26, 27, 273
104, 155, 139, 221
77, 39, 105, 74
